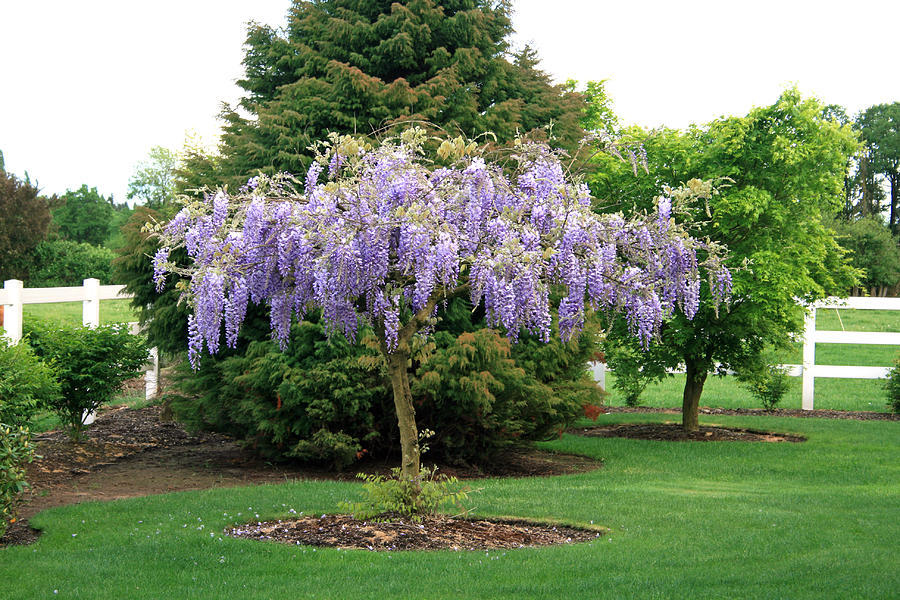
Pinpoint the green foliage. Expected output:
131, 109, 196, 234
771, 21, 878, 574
203, 0, 586, 190
0, 169, 53, 280
127, 146, 177, 209
595, 89, 860, 426
52, 185, 120, 246
0, 423, 36, 537
857, 103, 900, 231
736, 350, 793, 411
27, 239, 116, 287
831, 216, 900, 291
413, 327, 592, 464
0, 338, 60, 427
113, 206, 192, 355
604, 335, 668, 407
566, 79, 618, 132
885, 356, 900, 413
24, 321, 149, 440
168, 316, 393, 470
167, 306, 595, 469
340, 466, 469, 522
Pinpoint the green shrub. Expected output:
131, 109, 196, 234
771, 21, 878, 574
737, 350, 793, 411
24, 321, 149, 440
168, 316, 394, 470
886, 356, 900, 413
27, 239, 115, 287
413, 328, 588, 464
0, 424, 36, 537
603, 337, 669, 406
0, 337, 60, 427
339, 466, 469, 522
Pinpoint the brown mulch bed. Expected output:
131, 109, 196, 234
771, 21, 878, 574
1, 405, 602, 549
227, 514, 603, 551
574, 422, 806, 443
604, 406, 899, 421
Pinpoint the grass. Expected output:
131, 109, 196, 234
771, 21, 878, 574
1, 413, 897, 598
22, 298, 138, 326
603, 372, 892, 412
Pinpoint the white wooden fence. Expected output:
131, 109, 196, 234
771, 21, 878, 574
0, 279, 159, 403
795, 296, 900, 410
590, 296, 900, 410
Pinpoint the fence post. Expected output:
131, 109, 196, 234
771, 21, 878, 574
82, 278, 100, 328
590, 361, 607, 390
145, 346, 159, 400
2, 279, 24, 344
801, 306, 816, 410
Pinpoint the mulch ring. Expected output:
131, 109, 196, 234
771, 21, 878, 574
226, 513, 603, 551
605, 406, 899, 421
573, 422, 807, 443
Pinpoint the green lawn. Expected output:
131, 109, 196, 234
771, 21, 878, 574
23, 299, 138, 326
603, 372, 891, 412
2, 413, 897, 599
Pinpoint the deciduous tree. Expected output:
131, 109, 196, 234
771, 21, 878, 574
858, 103, 900, 231
153, 130, 726, 487
595, 89, 859, 430
0, 169, 53, 281
53, 185, 116, 246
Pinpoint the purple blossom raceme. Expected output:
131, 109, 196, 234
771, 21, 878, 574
152, 131, 728, 363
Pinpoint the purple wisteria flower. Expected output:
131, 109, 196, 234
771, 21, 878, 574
153, 131, 728, 367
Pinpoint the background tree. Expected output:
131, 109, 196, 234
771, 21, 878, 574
27, 240, 117, 287
858, 103, 900, 231
119, 0, 604, 472
198, 0, 585, 191
52, 185, 116, 246
127, 146, 177, 209
831, 216, 900, 296
0, 169, 53, 281
596, 89, 859, 430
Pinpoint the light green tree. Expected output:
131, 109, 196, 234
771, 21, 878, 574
127, 146, 177, 209
597, 89, 860, 430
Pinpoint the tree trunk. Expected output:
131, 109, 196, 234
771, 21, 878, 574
681, 358, 708, 432
891, 172, 899, 235
386, 349, 420, 483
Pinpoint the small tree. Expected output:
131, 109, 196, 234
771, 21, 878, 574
25, 322, 149, 441
592, 90, 859, 431
153, 130, 727, 492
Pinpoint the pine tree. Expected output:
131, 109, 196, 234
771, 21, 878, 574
202, 0, 584, 189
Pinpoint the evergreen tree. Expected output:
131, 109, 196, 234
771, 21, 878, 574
200, 0, 584, 190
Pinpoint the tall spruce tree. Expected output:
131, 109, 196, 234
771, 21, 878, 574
198, 0, 584, 190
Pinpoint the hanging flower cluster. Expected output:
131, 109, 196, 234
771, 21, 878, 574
153, 130, 730, 367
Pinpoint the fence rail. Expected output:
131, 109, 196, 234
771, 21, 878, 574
1, 278, 158, 403
797, 296, 900, 409
591, 296, 899, 410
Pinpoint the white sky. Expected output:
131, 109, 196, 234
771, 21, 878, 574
2, 0, 898, 204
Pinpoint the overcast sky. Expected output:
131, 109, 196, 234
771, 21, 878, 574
2, 0, 898, 204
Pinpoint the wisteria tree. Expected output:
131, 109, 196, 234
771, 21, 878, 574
153, 129, 729, 486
